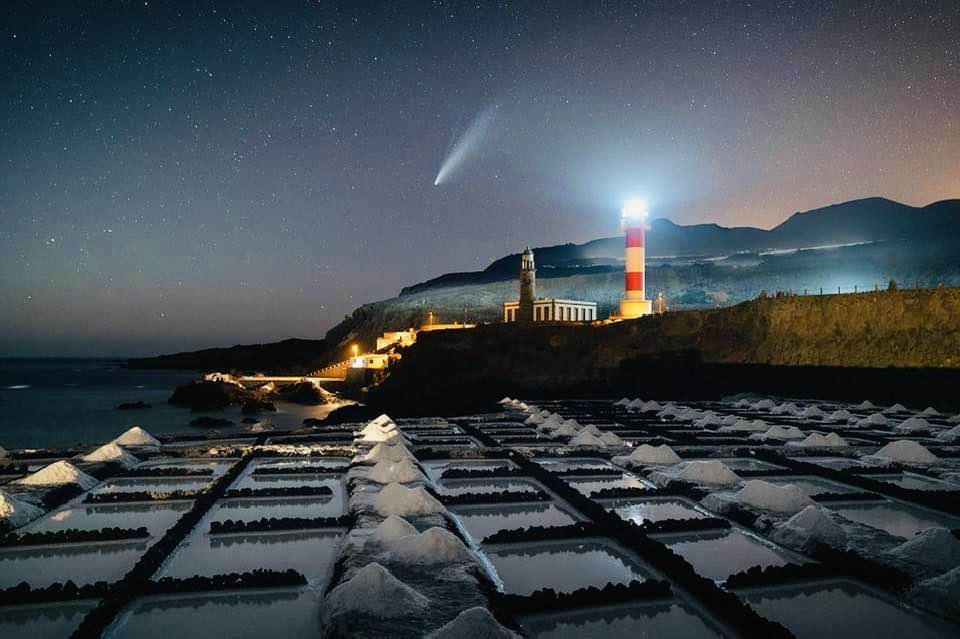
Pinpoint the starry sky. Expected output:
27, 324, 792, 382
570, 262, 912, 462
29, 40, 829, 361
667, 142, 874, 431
1, 1, 958, 356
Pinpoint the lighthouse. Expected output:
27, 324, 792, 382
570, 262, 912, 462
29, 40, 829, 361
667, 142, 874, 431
619, 198, 653, 318
518, 246, 536, 322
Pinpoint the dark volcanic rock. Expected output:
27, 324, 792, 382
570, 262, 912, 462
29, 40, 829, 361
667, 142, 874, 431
168, 381, 251, 411
115, 401, 151, 410
241, 417, 259, 424
189, 416, 235, 428
241, 399, 277, 415
274, 382, 328, 405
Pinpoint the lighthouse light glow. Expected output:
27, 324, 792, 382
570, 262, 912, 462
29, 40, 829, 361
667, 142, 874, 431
622, 197, 649, 219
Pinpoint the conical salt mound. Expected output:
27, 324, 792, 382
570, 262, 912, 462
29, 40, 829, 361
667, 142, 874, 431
754, 425, 805, 440
826, 409, 854, 423
855, 400, 876, 409
79, 443, 139, 468
614, 398, 632, 407
551, 422, 579, 437
869, 440, 939, 465
920, 406, 940, 416
368, 458, 425, 484
322, 562, 429, 621
912, 566, 960, 618
772, 505, 844, 551
569, 431, 606, 448
391, 527, 473, 564
113, 426, 161, 447
629, 444, 681, 465
885, 527, 960, 569
676, 461, 740, 486
936, 425, 960, 443
361, 442, 414, 464
882, 403, 909, 414
428, 607, 522, 639
896, 417, 931, 433
0, 488, 44, 529
599, 431, 624, 447
374, 482, 445, 517
795, 432, 847, 448
732, 480, 813, 514
16, 460, 98, 490
369, 515, 419, 545
0, 445, 7, 459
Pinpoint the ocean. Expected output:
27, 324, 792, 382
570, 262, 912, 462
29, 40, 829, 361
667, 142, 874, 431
0, 359, 336, 449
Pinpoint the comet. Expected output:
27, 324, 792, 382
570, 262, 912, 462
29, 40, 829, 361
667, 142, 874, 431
434, 104, 499, 186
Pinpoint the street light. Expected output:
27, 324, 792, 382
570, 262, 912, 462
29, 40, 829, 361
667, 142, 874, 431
351, 344, 359, 358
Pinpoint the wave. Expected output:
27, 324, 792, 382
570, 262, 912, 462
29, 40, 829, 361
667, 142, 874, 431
4, 384, 30, 390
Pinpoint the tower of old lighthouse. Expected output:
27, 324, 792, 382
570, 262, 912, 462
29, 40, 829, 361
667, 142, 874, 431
619, 198, 653, 318
518, 246, 536, 322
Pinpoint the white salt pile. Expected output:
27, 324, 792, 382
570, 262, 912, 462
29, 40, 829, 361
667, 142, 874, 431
693, 413, 724, 428
368, 458, 425, 484
322, 562, 428, 621
720, 414, 739, 425
771, 505, 845, 551
936, 425, 960, 443
912, 566, 960, 618
16, 460, 98, 489
0, 445, 8, 459
676, 407, 702, 422
896, 416, 932, 433
112, 426, 161, 448
374, 483, 445, 517
0, 488, 44, 528
626, 398, 645, 411
391, 527, 474, 564
524, 414, 544, 425
651, 460, 740, 487
948, 414, 960, 424
799, 405, 826, 419
794, 432, 848, 448
621, 444, 681, 465
427, 607, 522, 639
497, 397, 513, 405
825, 409, 855, 423
369, 515, 419, 545
614, 398, 632, 407
771, 402, 800, 416
855, 413, 889, 427
362, 442, 414, 464
720, 419, 768, 433
733, 399, 753, 408
369, 414, 397, 430
657, 405, 681, 419
599, 431, 625, 447
920, 407, 940, 416
751, 399, 776, 410
752, 425, 805, 441
731, 480, 814, 514
569, 431, 607, 448
579, 424, 603, 436
882, 403, 909, 414
865, 440, 939, 465
640, 400, 662, 412
855, 400, 877, 409
885, 527, 960, 570
247, 422, 273, 433
79, 443, 140, 468
552, 422, 580, 437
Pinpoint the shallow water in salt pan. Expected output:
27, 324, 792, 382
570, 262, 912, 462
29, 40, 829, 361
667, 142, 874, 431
520, 600, 726, 639
230, 474, 341, 492
91, 477, 213, 494
0, 600, 98, 639
765, 476, 860, 497
108, 588, 321, 639
742, 579, 959, 639
453, 502, 581, 540
0, 540, 147, 588
210, 496, 343, 521
566, 474, 653, 496
607, 497, 710, 524
658, 529, 800, 581
485, 539, 651, 596
421, 459, 517, 481
156, 530, 342, 586
436, 478, 545, 496
863, 472, 960, 492
828, 500, 960, 539
24, 501, 192, 536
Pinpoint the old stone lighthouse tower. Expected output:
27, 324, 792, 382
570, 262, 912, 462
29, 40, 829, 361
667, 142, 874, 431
518, 246, 536, 322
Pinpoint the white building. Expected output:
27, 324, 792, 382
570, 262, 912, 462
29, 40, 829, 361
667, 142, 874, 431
503, 298, 598, 323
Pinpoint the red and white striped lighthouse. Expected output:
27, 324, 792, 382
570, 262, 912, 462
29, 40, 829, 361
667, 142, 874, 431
619, 198, 653, 319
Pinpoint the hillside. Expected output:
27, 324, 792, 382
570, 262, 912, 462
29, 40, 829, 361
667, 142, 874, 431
368, 288, 960, 413
127, 338, 326, 373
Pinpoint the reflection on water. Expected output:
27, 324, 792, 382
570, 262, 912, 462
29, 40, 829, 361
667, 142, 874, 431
829, 501, 960, 539
743, 580, 959, 639
660, 530, 796, 581
611, 498, 709, 525
437, 478, 543, 496
0, 600, 98, 639
93, 477, 213, 494
211, 496, 342, 522
25, 501, 192, 536
799, 457, 866, 471
157, 530, 342, 586
453, 502, 580, 540
566, 474, 651, 497
0, 541, 147, 588
230, 474, 341, 491
421, 460, 515, 481
486, 540, 649, 596
521, 601, 725, 639
702, 458, 786, 472
535, 459, 616, 473
865, 473, 960, 492
109, 589, 320, 639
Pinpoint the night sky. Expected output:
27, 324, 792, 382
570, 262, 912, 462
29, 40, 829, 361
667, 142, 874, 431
2, 1, 957, 356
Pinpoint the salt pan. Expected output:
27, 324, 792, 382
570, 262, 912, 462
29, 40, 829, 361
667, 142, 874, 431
0, 488, 44, 528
